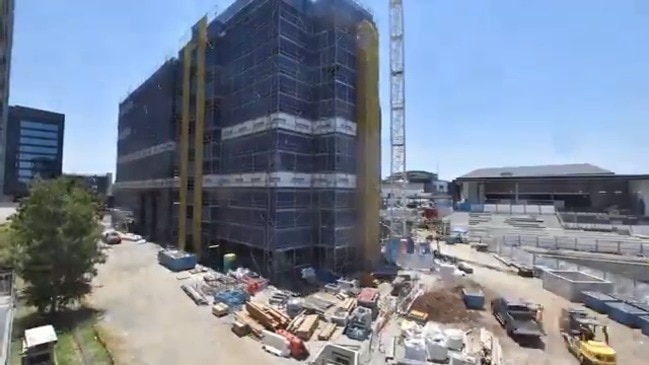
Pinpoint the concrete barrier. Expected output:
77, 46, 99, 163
542, 270, 613, 302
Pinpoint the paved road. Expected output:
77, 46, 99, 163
0, 206, 16, 224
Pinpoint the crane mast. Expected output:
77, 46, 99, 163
389, 0, 407, 237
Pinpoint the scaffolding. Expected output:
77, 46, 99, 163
116, 0, 379, 281
114, 58, 178, 245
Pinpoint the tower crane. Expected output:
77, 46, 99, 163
388, 0, 408, 237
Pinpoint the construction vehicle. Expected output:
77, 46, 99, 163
558, 308, 616, 365
491, 297, 544, 338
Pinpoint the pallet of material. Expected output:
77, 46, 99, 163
245, 301, 290, 330
295, 314, 319, 340
234, 311, 264, 338
287, 312, 306, 333
317, 322, 338, 340
339, 298, 357, 312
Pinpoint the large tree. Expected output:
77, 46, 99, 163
10, 177, 106, 314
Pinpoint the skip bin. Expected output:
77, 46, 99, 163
638, 316, 649, 337
581, 291, 620, 314
607, 302, 648, 328
462, 289, 485, 310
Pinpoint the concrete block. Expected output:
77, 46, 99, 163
484, 204, 497, 213
496, 204, 510, 214
542, 270, 613, 302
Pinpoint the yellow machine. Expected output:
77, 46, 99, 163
558, 308, 616, 365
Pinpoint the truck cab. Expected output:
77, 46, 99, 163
491, 297, 544, 338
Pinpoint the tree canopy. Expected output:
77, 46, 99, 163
10, 177, 106, 314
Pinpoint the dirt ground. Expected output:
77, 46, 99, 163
88, 241, 290, 365
440, 242, 649, 365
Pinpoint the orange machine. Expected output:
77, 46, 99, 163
276, 329, 309, 359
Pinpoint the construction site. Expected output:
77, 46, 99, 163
113, 0, 381, 279
104, 1, 649, 365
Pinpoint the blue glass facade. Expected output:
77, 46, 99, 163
4, 106, 65, 197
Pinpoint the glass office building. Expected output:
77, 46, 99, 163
4, 106, 65, 197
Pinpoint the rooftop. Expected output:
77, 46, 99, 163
24, 325, 57, 348
458, 163, 614, 179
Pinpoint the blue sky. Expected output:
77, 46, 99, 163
10, 0, 649, 180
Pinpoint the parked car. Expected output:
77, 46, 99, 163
103, 231, 122, 245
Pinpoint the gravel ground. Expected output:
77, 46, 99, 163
89, 241, 290, 365
439, 242, 649, 365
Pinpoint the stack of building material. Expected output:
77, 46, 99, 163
234, 311, 264, 338
295, 314, 319, 340
339, 298, 357, 313
180, 284, 208, 305
357, 288, 380, 318
317, 322, 338, 340
214, 289, 249, 309
231, 320, 250, 337
245, 301, 291, 330
211, 303, 229, 317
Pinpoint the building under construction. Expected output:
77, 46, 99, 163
114, 0, 380, 280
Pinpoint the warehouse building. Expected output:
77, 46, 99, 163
114, 0, 381, 279
453, 163, 649, 215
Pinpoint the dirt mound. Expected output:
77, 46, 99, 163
410, 284, 480, 324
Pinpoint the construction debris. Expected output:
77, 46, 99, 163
409, 285, 479, 324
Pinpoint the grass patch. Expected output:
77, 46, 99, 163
10, 304, 113, 365
75, 321, 112, 365
56, 332, 81, 365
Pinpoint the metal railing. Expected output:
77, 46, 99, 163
473, 233, 649, 256
495, 243, 649, 301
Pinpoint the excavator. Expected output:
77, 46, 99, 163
558, 308, 616, 365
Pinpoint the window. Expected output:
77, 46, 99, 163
20, 137, 58, 147
19, 145, 58, 154
20, 120, 60, 131
18, 153, 56, 161
20, 129, 58, 139
18, 161, 34, 169
18, 169, 33, 177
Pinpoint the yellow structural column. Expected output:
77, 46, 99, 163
356, 20, 381, 269
178, 43, 193, 251
192, 16, 208, 259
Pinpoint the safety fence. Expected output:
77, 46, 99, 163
495, 243, 649, 301
454, 203, 556, 215
473, 233, 649, 256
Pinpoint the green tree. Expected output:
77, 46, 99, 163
10, 178, 106, 314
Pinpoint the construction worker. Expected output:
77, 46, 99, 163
602, 325, 609, 344
534, 305, 544, 333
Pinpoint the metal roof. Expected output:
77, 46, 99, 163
458, 164, 613, 179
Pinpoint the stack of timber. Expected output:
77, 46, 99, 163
294, 314, 320, 340
245, 301, 291, 331
317, 322, 338, 340
339, 298, 357, 313
234, 311, 265, 338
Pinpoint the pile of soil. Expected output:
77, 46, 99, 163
410, 284, 480, 324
